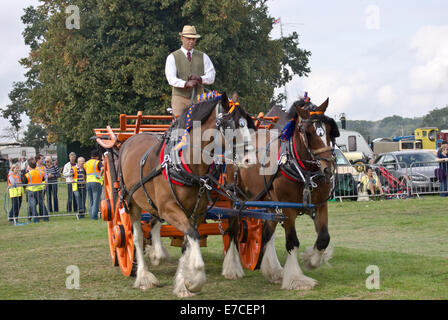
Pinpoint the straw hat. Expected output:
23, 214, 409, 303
179, 25, 201, 38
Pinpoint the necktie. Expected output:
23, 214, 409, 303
187, 51, 191, 62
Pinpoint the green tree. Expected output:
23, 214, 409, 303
343, 115, 424, 142
1, 82, 28, 130
16, 0, 311, 144
1, 82, 30, 141
22, 122, 49, 154
422, 106, 448, 129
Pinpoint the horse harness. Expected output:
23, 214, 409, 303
248, 115, 337, 216
117, 101, 244, 226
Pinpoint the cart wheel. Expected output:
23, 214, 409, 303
102, 153, 118, 266
107, 221, 119, 266
101, 153, 117, 222
113, 200, 135, 277
222, 217, 262, 270
101, 199, 113, 221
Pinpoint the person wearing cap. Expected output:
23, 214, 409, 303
165, 25, 216, 117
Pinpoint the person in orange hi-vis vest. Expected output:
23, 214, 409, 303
24, 158, 45, 223
85, 150, 104, 220
35, 154, 49, 221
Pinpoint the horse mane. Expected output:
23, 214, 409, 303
176, 95, 224, 129
323, 116, 340, 138
284, 99, 340, 139
281, 99, 310, 140
285, 98, 315, 120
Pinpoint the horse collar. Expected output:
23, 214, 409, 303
278, 135, 324, 185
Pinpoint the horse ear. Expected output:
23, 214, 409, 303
221, 92, 229, 111
317, 98, 329, 113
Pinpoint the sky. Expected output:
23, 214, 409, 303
1, 1, 448, 141
267, 0, 448, 121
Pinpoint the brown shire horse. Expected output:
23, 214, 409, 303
224, 98, 340, 290
118, 93, 256, 297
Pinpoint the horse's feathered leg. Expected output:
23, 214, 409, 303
300, 202, 333, 270
130, 205, 160, 290
144, 216, 169, 266
260, 220, 283, 284
160, 202, 206, 298
173, 229, 206, 297
222, 216, 244, 279
281, 209, 318, 290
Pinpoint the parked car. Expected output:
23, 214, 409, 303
372, 150, 439, 192
333, 147, 359, 198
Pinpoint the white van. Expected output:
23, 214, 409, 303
336, 129, 374, 162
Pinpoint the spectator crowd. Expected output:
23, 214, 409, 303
6, 150, 104, 225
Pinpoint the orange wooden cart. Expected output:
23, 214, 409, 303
95, 111, 280, 276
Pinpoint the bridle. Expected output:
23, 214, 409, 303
296, 115, 336, 172
165, 98, 255, 225
215, 100, 254, 165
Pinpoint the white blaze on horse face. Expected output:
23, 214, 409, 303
314, 122, 328, 147
235, 118, 257, 167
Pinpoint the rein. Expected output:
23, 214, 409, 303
119, 98, 250, 227
250, 115, 337, 211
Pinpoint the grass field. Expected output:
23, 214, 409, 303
1, 181, 447, 300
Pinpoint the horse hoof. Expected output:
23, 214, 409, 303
133, 270, 160, 290
282, 276, 318, 291
185, 281, 199, 293
262, 268, 283, 284
175, 288, 196, 298
270, 275, 283, 284
223, 273, 244, 280
300, 247, 333, 271
185, 277, 205, 293
222, 264, 245, 280
145, 244, 169, 266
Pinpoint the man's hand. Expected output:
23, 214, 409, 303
184, 79, 199, 88
188, 74, 203, 84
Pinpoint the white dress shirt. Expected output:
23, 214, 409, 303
165, 46, 215, 88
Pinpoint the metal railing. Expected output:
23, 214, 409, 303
332, 161, 448, 201
5, 162, 447, 222
409, 161, 446, 196
4, 180, 100, 225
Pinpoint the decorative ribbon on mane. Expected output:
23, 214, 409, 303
174, 90, 223, 151
281, 118, 295, 141
304, 91, 310, 103
196, 90, 222, 103
281, 91, 312, 141
228, 100, 239, 114
174, 106, 193, 151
